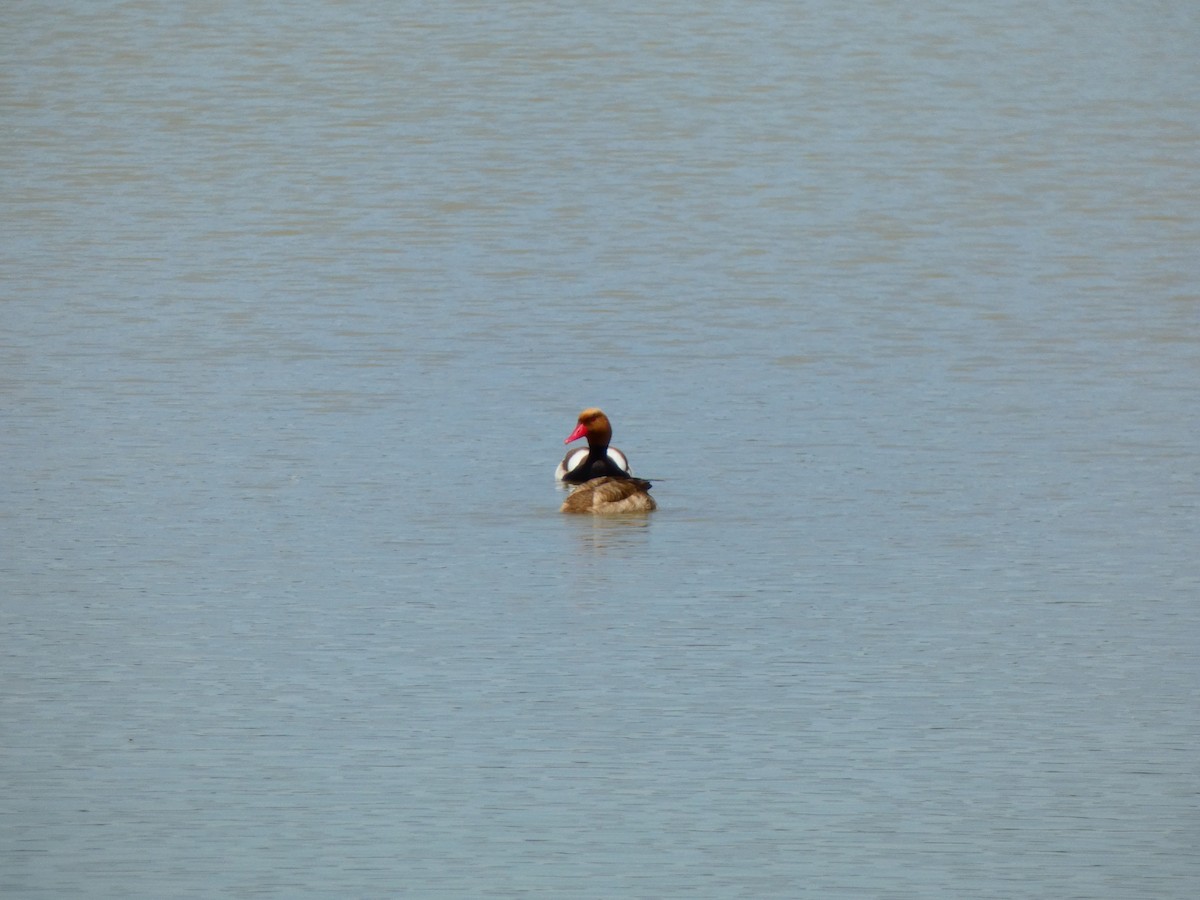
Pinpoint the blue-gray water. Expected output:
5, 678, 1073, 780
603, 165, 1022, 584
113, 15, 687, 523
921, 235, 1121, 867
4, 2, 1199, 897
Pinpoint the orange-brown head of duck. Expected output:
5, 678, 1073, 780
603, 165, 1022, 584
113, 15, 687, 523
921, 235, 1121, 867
564, 408, 613, 449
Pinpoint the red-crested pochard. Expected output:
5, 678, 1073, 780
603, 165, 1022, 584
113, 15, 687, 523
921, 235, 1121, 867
555, 408, 634, 484
557, 408, 656, 514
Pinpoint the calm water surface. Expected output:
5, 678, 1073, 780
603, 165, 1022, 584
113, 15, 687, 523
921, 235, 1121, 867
4, 1, 1199, 897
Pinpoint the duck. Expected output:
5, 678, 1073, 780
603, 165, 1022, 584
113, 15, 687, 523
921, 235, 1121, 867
556, 409, 656, 514
561, 475, 657, 514
555, 408, 634, 484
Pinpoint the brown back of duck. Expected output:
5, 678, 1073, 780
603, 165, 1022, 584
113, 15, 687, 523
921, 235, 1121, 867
561, 476, 657, 514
